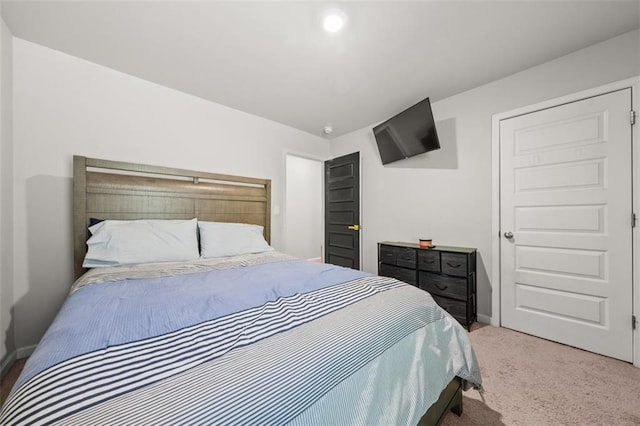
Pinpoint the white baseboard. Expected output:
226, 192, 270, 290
17, 345, 37, 359
307, 257, 322, 263
1, 345, 37, 378
1, 350, 17, 378
477, 314, 492, 325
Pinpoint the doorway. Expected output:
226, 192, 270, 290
284, 154, 323, 261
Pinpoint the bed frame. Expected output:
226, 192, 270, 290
73, 155, 271, 279
72, 155, 462, 424
419, 376, 463, 425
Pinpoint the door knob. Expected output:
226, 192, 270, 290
348, 225, 360, 231
503, 231, 513, 239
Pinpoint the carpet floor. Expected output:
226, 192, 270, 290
442, 324, 640, 425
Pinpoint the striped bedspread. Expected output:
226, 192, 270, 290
1, 252, 482, 425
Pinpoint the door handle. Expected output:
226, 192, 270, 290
503, 231, 514, 239
348, 225, 360, 231
435, 283, 448, 291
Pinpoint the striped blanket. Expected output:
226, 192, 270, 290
1, 252, 482, 425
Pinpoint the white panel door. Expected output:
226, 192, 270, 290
500, 89, 633, 362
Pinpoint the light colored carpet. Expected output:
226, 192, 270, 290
442, 324, 640, 425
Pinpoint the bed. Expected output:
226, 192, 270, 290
0, 156, 482, 425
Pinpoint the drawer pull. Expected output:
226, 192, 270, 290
435, 283, 448, 291
446, 262, 461, 268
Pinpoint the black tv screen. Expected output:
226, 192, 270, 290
373, 97, 441, 165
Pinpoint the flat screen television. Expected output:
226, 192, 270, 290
372, 97, 441, 165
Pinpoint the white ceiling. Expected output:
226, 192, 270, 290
2, 1, 639, 138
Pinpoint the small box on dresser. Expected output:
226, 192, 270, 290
378, 242, 477, 331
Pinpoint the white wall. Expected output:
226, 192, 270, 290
284, 154, 323, 260
329, 29, 640, 322
12, 38, 330, 351
0, 16, 15, 369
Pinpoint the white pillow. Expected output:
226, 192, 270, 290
198, 221, 272, 258
83, 218, 200, 267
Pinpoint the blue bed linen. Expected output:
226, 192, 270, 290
14, 259, 367, 393
3, 276, 482, 426
2, 252, 483, 426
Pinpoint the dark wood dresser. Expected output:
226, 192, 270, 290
378, 241, 477, 331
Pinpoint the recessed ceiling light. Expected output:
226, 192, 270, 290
323, 11, 346, 33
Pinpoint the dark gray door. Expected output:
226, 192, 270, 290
324, 152, 360, 269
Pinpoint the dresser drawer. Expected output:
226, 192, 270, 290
379, 245, 397, 265
441, 253, 468, 277
432, 295, 468, 325
418, 250, 440, 272
396, 247, 417, 269
419, 272, 467, 300
378, 264, 416, 285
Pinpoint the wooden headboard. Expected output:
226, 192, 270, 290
73, 156, 271, 279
